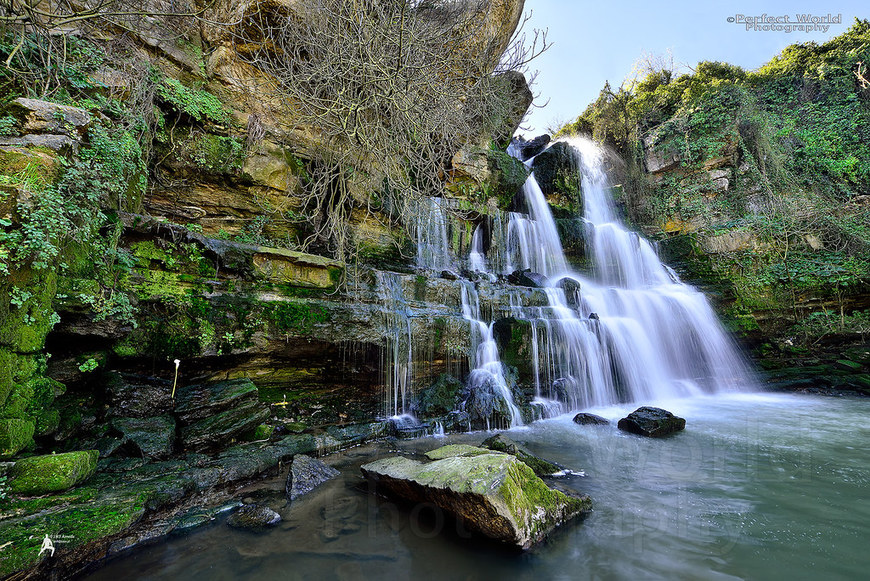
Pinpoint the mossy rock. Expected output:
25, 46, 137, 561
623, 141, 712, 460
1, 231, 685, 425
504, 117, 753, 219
7, 449, 98, 495
0, 418, 35, 459
481, 433, 563, 477
414, 374, 463, 418
251, 424, 275, 441
424, 444, 490, 460
0, 268, 58, 353
361, 451, 590, 549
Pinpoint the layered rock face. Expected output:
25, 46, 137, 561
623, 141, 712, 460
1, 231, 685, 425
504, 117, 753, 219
0, 0, 539, 461
0, 3, 547, 576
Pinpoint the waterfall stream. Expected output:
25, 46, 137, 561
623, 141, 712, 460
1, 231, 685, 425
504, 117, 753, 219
497, 136, 753, 415
389, 136, 752, 426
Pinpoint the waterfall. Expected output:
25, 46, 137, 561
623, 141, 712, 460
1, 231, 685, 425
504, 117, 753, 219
376, 271, 413, 419
460, 281, 524, 429
494, 136, 753, 414
389, 136, 752, 428
414, 196, 453, 272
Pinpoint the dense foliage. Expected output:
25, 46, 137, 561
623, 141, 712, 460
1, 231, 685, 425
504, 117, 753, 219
561, 20, 870, 345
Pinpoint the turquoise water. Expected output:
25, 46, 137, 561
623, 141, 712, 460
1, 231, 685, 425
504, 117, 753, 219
85, 393, 870, 580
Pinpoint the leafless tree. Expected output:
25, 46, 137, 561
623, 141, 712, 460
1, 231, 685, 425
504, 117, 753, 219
230, 0, 547, 260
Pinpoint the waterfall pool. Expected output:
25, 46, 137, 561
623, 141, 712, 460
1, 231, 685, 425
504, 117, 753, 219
83, 392, 870, 580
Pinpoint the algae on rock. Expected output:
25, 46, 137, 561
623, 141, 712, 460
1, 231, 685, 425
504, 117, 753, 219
361, 445, 590, 549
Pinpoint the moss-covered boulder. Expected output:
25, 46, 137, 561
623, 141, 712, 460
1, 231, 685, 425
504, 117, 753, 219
424, 444, 490, 460
7, 450, 98, 495
481, 433, 563, 477
361, 447, 590, 549
0, 418, 35, 458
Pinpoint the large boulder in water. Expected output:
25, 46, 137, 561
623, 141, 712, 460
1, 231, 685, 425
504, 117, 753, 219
285, 454, 340, 501
360, 446, 590, 549
481, 433, 563, 477
617, 406, 686, 437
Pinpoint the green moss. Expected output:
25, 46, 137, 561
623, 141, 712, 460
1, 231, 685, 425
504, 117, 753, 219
267, 301, 331, 334
251, 424, 275, 441
155, 76, 231, 125
501, 460, 590, 539
487, 142, 530, 209
0, 268, 59, 352
0, 418, 35, 458
481, 434, 562, 477
415, 374, 462, 418
424, 444, 490, 460
0, 492, 145, 577
7, 450, 98, 494
181, 133, 245, 175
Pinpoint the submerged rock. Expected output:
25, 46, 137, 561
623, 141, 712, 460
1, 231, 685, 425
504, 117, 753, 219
361, 447, 590, 549
617, 406, 686, 437
7, 450, 98, 495
226, 504, 282, 530
286, 454, 340, 501
480, 434, 563, 477
573, 413, 609, 426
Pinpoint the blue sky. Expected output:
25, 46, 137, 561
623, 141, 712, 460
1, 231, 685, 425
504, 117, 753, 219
518, 1, 868, 136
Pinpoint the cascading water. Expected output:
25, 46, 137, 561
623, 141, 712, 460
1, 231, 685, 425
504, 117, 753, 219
376, 271, 413, 419
460, 282, 524, 429
414, 196, 454, 272
494, 136, 753, 414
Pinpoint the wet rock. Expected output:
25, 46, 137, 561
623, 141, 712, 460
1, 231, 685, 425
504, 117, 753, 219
285, 454, 340, 501
512, 134, 551, 161
320, 496, 361, 542
112, 415, 176, 459
573, 413, 609, 426
424, 444, 490, 460
104, 372, 173, 418
617, 406, 686, 437
481, 433, 563, 477
226, 504, 282, 529
462, 369, 516, 430
175, 378, 270, 451
440, 269, 460, 280
174, 378, 260, 422
361, 449, 590, 549
414, 374, 463, 418
7, 450, 98, 495
530, 141, 577, 197
507, 269, 548, 288
558, 277, 583, 309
